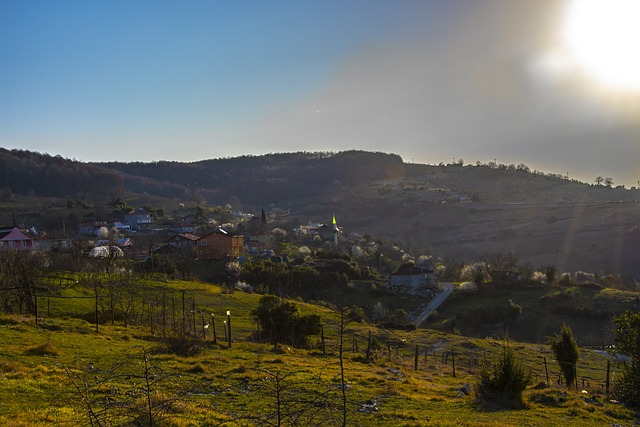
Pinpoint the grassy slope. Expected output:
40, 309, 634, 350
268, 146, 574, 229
426, 281, 640, 345
0, 279, 637, 426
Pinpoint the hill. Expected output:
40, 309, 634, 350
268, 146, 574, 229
0, 276, 636, 426
1, 148, 640, 277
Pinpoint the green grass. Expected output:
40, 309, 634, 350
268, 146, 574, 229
427, 281, 639, 345
0, 278, 638, 426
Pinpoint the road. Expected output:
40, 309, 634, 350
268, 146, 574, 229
412, 283, 454, 326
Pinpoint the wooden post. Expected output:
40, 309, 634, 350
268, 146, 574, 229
94, 287, 99, 334
181, 290, 186, 337
171, 291, 176, 334
192, 298, 196, 335
211, 314, 217, 344
574, 363, 578, 390
414, 345, 419, 371
34, 291, 38, 325
227, 310, 232, 348
544, 356, 549, 384
387, 340, 391, 356
202, 314, 206, 340
366, 331, 372, 360
606, 360, 611, 397
451, 347, 456, 378
161, 290, 166, 339
321, 325, 326, 356
148, 301, 153, 335
47, 297, 50, 318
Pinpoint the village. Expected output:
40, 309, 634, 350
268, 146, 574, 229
0, 204, 440, 299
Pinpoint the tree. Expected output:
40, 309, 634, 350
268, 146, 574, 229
548, 324, 579, 388
544, 265, 556, 285
475, 339, 531, 408
604, 177, 614, 187
192, 205, 210, 234
594, 176, 604, 185
612, 311, 640, 407
252, 295, 321, 347
460, 262, 491, 285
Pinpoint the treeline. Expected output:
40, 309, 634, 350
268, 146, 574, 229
0, 148, 123, 198
100, 150, 404, 205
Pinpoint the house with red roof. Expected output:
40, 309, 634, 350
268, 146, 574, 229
0, 226, 33, 251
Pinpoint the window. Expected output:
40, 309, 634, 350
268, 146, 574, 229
201, 240, 207, 246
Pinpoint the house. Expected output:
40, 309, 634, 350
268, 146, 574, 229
167, 233, 199, 251
113, 221, 131, 232
0, 226, 33, 250
196, 227, 243, 260
389, 264, 436, 289
124, 210, 152, 231
79, 221, 108, 237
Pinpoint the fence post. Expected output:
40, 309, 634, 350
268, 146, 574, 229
227, 310, 232, 348
366, 331, 372, 360
543, 356, 549, 384
34, 292, 38, 326
201, 314, 206, 340
606, 360, 611, 398
451, 347, 456, 378
414, 345, 419, 371
321, 325, 326, 356
212, 314, 217, 344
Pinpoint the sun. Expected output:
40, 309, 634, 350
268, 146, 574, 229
562, 0, 640, 92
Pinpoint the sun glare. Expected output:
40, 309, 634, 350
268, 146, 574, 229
563, 0, 640, 92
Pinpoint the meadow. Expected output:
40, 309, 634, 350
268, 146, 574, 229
0, 276, 637, 426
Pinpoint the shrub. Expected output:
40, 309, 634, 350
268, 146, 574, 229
252, 295, 321, 347
612, 311, 640, 408
558, 272, 574, 286
530, 271, 547, 284
475, 340, 531, 408
548, 324, 579, 388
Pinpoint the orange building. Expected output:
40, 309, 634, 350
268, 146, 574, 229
196, 228, 243, 260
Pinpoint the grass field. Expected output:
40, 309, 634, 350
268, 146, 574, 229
0, 277, 638, 426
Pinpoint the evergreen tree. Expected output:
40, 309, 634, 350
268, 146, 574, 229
548, 324, 579, 388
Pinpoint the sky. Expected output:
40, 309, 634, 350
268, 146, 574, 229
1, 0, 640, 186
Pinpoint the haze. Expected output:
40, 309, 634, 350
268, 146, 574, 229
1, 0, 639, 186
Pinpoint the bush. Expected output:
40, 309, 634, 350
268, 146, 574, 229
612, 311, 640, 408
253, 295, 321, 347
475, 341, 531, 408
548, 324, 579, 388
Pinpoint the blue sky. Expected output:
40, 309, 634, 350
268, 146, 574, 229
2, 1, 640, 186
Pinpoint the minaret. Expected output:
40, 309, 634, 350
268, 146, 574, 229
332, 214, 338, 245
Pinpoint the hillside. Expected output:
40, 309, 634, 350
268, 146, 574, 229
0, 276, 636, 426
1, 148, 640, 277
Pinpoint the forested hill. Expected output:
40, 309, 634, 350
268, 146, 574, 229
0, 148, 123, 198
4, 148, 640, 276
99, 151, 405, 206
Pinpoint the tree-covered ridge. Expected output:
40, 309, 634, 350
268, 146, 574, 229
0, 148, 123, 198
100, 150, 404, 205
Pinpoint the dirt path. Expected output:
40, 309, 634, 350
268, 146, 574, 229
413, 283, 454, 326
